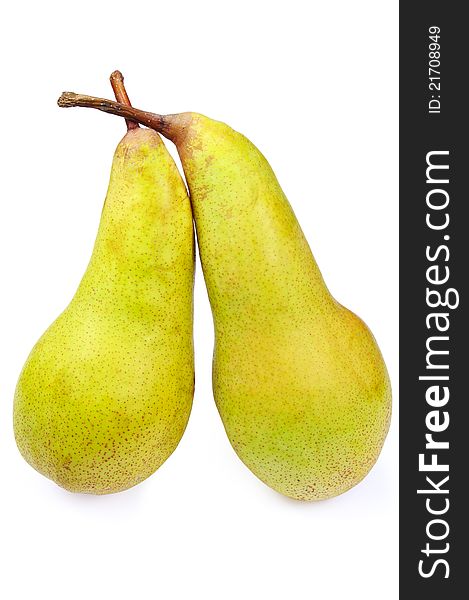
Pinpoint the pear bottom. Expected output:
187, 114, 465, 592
14, 316, 193, 495
213, 310, 391, 501
215, 383, 391, 501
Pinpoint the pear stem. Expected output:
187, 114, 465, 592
57, 92, 175, 139
109, 70, 139, 131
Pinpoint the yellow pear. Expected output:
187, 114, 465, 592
58, 93, 391, 501
14, 99, 194, 494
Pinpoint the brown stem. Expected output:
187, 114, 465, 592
57, 92, 176, 140
109, 70, 139, 130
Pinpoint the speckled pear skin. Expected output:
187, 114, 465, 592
173, 113, 391, 500
13, 128, 195, 494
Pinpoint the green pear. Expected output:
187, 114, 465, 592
57, 94, 391, 501
14, 123, 195, 494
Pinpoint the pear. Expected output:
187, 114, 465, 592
58, 93, 391, 501
14, 87, 194, 494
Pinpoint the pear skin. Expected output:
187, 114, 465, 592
56, 95, 391, 501
14, 128, 195, 494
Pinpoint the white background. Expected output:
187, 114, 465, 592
0, 1, 398, 598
